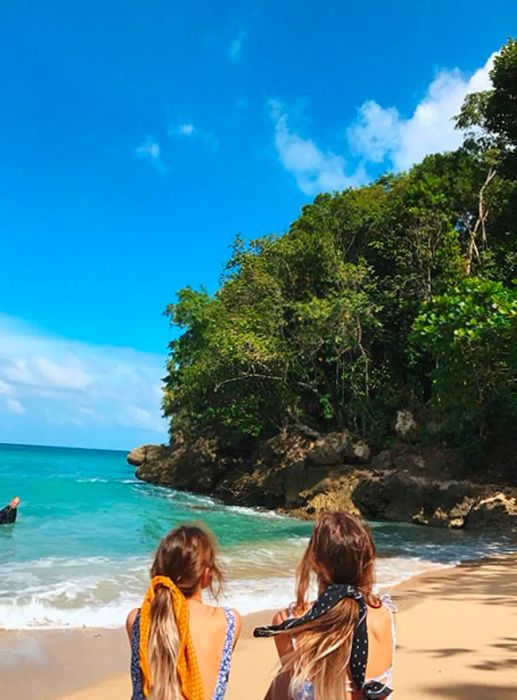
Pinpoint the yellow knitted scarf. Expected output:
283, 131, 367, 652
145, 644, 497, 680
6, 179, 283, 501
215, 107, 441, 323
138, 575, 204, 700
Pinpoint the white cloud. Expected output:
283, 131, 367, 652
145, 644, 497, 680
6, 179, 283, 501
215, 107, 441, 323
0, 379, 12, 396
79, 405, 95, 416
135, 137, 168, 173
347, 102, 401, 164
175, 123, 195, 136
228, 28, 245, 62
3, 356, 92, 391
348, 53, 496, 171
122, 405, 164, 432
169, 122, 218, 151
269, 100, 365, 195
0, 314, 168, 448
270, 52, 496, 194
5, 398, 25, 415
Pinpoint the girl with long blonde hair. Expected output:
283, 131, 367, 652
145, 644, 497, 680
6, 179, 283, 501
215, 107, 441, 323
127, 524, 241, 700
255, 512, 395, 700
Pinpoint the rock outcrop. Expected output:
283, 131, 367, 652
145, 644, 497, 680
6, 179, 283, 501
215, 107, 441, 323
128, 432, 517, 531
393, 409, 419, 442
305, 431, 371, 466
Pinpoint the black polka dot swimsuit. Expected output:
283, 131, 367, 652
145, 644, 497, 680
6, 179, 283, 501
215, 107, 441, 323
254, 585, 395, 699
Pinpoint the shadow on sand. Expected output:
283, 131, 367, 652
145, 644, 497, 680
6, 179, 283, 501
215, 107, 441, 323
423, 683, 517, 700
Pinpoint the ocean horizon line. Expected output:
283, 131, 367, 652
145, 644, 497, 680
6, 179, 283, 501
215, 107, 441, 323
0, 441, 130, 454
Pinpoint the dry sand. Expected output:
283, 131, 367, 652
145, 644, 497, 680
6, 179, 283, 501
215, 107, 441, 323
1, 554, 515, 700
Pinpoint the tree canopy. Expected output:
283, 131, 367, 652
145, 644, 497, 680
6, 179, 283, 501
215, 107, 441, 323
163, 38, 517, 470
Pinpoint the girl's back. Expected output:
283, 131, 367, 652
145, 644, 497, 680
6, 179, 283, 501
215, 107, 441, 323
363, 601, 395, 687
127, 524, 241, 700
257, 512, 396, 700
270, 596, 395, 699
128, 600, 239, 700
188, 601, 238, 699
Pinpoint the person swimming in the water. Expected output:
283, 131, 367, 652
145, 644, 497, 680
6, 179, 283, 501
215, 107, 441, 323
0, 497, 20, 525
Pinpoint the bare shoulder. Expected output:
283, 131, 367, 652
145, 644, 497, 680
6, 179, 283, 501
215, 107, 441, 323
272, 607, 291, 625
367, 602, 394, 641
231, 608, 242, 643
126, 608, 139, 641
271, 606, 300, 665
209, 604, 240, 630
273, 601, 311, 625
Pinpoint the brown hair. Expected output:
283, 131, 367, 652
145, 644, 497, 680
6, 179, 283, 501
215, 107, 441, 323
147, 524, 223, 700
284, 512, 379, 700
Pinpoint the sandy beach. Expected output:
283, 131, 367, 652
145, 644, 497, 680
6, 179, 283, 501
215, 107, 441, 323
1, 553, 516, 700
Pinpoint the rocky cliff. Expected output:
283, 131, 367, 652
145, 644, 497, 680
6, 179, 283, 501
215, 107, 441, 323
128, 429, 517, 530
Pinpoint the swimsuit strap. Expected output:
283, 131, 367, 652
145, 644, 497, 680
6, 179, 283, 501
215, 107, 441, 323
211, 607, 236, 700
130, 611, 145, 700
379, 594, 397, 667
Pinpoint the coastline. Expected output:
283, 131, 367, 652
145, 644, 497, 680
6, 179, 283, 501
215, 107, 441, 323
2, 553, 516, 700
129, 440, 517, 531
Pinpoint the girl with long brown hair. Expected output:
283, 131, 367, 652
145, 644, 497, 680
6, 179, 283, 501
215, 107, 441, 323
255, 512, 395, 700
127, 524, 241, 700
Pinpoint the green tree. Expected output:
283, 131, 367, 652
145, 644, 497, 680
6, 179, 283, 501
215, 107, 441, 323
411, 278, 517, 457
162, 38, 517, 471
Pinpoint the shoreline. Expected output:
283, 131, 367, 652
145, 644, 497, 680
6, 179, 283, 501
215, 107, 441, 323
2, 552, 516, 699
2, 526, 473, 630
130, 440, 517, 531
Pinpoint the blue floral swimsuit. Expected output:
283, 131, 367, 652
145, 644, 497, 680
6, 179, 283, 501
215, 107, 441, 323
130, 607, 236, 700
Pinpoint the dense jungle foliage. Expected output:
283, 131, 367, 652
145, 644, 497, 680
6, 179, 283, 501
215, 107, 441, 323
163, 39, 517, 466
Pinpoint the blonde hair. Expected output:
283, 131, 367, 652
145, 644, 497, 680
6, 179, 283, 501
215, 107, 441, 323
283, 512, 379, 700
147, 524, 223, 700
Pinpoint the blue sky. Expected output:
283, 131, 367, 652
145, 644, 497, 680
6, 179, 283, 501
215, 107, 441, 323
0, 1, 514, 449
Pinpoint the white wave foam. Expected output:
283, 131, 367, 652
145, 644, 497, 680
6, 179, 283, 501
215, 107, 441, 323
76, 477, 138, 484
222, 504, 290, 520
153, 489, 297, 522
0, 594, 139, 629
0, 554, 447, 629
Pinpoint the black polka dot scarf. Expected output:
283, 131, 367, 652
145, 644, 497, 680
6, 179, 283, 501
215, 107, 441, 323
253, 583, 392, 699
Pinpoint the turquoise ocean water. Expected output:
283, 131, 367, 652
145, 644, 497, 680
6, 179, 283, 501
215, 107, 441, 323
1, 443, 515, 629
